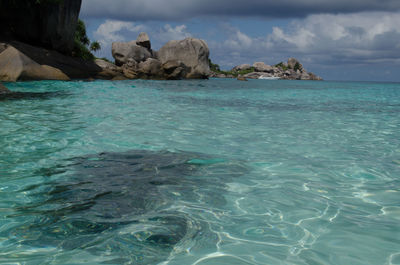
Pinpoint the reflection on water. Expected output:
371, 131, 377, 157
6, 150, 248, 264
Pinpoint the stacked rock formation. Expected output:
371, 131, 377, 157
107, 33, 210, 80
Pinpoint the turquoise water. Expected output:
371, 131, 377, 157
0, 79, 399, 265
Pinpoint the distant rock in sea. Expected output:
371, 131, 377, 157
211, 58, 322, 81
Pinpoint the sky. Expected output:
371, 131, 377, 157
80, 0, 400, 82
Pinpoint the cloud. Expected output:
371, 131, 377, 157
92, 20, 191, 58
153, 24, 192, 44
265, 12, 400, 64
94, 20, 146, 45
81, 0, 400, 21
207, 12, 400, 69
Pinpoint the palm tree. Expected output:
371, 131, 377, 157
90, 41, 101, 53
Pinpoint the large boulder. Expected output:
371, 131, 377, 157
0, 0, 82, 53
287, 58, 303, 71
0, 43, 7, 54
136, 32, 151, 50
94, 59, 124, 80
233, 64, 252, 71
0, 46, 69, 81
161, 60, 189, 80
244, 72, 264, 79
158, 38, 210, 79
137, 58, 164, 79
122, 59, 139, 79
253, 62, 273, 73
6, 41, 101, 79
112, 41, 152, 66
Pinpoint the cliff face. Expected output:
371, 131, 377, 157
0, 0, 82, 53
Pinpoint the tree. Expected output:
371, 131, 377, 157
75, 19, 90, 46
90, 41, 101, 53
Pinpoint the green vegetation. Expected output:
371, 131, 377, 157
72, 19, 101, 61
209, 59, 221, 72
293, 62, 301, 72
275, 62, 289, 71
90, 41, 101, 53
209, 59, 256, 77
99, 57, 112, 63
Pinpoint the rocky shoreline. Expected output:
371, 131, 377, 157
0, 0, 322, 84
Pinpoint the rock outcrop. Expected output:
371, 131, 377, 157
0, 46, 69, 81
136, 32, 151, 50
112, 41, 152, 66
111, 34, 210, 80
158, 38, 210, 79
253, 62, 273, 73
212, 58, 322, 81
0, 0, 82, 53
161, 60, 189, 80
94, 59, 124, 80
287, 58, 303, 70
233, 64, 252, 71
0, 41, 102, 80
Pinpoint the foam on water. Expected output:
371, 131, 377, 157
0, 79, 399, 264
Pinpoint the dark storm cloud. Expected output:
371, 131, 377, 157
81, 0, 400, 21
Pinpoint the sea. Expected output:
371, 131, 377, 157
0, 79, 399, 265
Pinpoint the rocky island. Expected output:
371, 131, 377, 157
210, 59, 322, 80
0, 0, 321, 83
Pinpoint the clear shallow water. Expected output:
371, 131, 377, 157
0, 79, 399, 265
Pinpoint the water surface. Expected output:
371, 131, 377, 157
1, 79, 399, 264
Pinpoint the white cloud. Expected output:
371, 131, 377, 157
154, 24, 192, 44
92, 20, 192, 58
208, 12, 400, 68
94, 20, 146, 45
266, 12, 400, 60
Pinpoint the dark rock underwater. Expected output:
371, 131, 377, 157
5, 150, 248, 264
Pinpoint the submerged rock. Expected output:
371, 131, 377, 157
9, 149, 248, 264
0, 46, 69, 81
0, 83, 11, 94
158, 38, 210, 79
